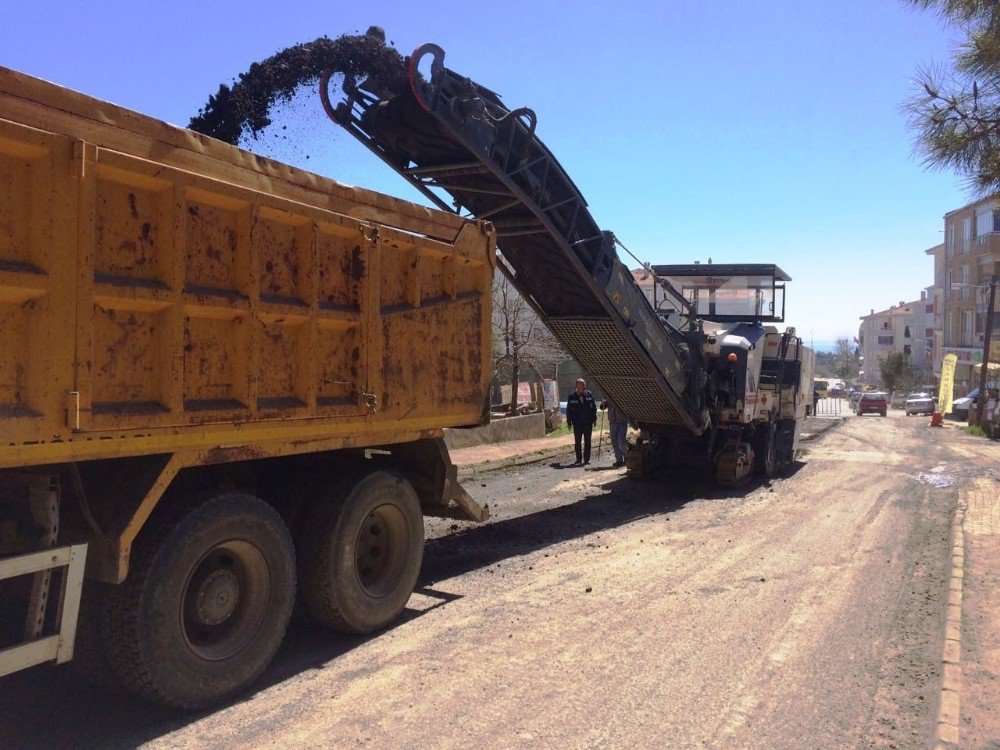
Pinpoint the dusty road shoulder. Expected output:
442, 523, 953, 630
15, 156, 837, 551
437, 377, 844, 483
944, 473, 1000, 748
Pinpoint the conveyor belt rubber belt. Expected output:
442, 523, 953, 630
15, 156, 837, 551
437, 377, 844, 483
322, 43, 707, 434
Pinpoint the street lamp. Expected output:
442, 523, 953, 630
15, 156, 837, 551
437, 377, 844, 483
951, 276, 998, 425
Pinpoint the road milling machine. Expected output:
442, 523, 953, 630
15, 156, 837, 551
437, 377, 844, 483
324, 43, 815, 485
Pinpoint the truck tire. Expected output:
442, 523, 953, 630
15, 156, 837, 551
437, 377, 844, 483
753, 423, 777, 478
101, 492, 296, 709
300, 470, 423, 634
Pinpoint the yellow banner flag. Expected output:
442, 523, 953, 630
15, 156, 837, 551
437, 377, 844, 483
939, 353, 958, 414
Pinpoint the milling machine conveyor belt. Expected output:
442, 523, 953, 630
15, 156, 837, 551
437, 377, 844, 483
323, 43, 708, 434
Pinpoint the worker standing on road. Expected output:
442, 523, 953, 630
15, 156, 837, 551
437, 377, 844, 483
601, 398, 628, 468
566, 378, 597, 465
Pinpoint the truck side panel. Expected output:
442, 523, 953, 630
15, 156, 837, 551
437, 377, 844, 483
0, 67, 495, 470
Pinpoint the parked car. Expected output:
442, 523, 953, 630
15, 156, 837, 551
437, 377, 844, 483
951, 388, 979, 420
904, 392, 935, 416
857, 392, 888, 417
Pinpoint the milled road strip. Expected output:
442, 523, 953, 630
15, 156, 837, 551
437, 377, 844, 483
935, 494, 966, 749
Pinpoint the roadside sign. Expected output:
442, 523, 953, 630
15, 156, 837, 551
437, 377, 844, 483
939, 353, 957, 414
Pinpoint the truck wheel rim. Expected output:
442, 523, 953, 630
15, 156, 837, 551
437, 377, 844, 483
355, 504, 408, 598
181, 541, 270, 661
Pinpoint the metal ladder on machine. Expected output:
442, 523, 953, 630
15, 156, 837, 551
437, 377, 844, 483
320, 43, 709, 436
758, 330, 801, 465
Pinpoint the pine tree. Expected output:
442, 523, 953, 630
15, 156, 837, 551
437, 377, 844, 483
906, 1, 1000, 193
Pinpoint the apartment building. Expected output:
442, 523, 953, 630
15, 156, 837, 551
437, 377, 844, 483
632, 268, 657, 308
858, 301, 920, 387
940, 197, 1000, 393
910, 289, 937, 384
925, 243, 945, 379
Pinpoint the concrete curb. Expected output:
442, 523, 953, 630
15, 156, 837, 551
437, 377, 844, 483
456, 442, 575, 480
935, 498, 967, 749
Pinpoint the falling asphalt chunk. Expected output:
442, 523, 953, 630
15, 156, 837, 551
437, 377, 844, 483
188, 27, 407, 145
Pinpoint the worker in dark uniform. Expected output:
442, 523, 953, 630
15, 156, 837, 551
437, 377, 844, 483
566, 378, 597, 465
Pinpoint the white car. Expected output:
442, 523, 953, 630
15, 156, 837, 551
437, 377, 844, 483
904, 392, 935, 416
951, 388, 979, 420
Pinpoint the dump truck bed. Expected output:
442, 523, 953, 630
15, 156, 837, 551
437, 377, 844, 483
0, 66, 494, 470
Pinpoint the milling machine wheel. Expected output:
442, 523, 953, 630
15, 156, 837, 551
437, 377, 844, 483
753, 423, 777, 478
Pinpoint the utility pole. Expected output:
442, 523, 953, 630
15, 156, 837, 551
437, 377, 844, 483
976, 275, 997, 426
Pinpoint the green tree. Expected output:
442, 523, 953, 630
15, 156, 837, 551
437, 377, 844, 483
880, 352, 915, 394
833, 337, 860, 380
905, 1, 1000, 193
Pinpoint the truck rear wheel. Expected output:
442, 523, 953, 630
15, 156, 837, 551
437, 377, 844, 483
300, 470, 423, 634
101, 492, 296, 709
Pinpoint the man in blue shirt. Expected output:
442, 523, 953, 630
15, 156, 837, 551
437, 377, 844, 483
566, 378, 597, 465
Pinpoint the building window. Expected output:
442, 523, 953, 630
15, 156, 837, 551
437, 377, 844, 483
904, 325, 911, 338
925, 327, 935, 337
963, 216, 973, 252
962, 310, 974, 346
947, 224, 955, 256
944, 312, 952, 346
903, 344, 912, 356
946, 268, 953, 301
962, 265, 970, 300
877, 335, 894, 346
975, 203, 1000, 237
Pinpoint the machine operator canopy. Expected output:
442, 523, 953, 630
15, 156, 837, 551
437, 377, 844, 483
650, 263, 790, 324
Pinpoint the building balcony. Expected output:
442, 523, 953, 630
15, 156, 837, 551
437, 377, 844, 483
975, 231, 1000, 249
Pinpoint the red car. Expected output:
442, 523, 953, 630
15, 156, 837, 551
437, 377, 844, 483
857, 392, 888, 417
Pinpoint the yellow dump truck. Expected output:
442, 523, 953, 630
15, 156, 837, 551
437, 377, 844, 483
0, 66, 494, 707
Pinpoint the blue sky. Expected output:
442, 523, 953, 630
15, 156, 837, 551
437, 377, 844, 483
3, 0, 967, 348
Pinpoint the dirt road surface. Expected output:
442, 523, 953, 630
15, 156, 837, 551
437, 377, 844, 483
1, 411, 996, 749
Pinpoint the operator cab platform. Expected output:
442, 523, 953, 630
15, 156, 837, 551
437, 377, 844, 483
650, 263, 789, 324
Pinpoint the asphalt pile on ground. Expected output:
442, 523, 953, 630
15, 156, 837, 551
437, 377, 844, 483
188, 27, 406, 145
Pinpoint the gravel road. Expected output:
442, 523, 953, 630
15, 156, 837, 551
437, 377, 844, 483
1, 411, 994, 749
